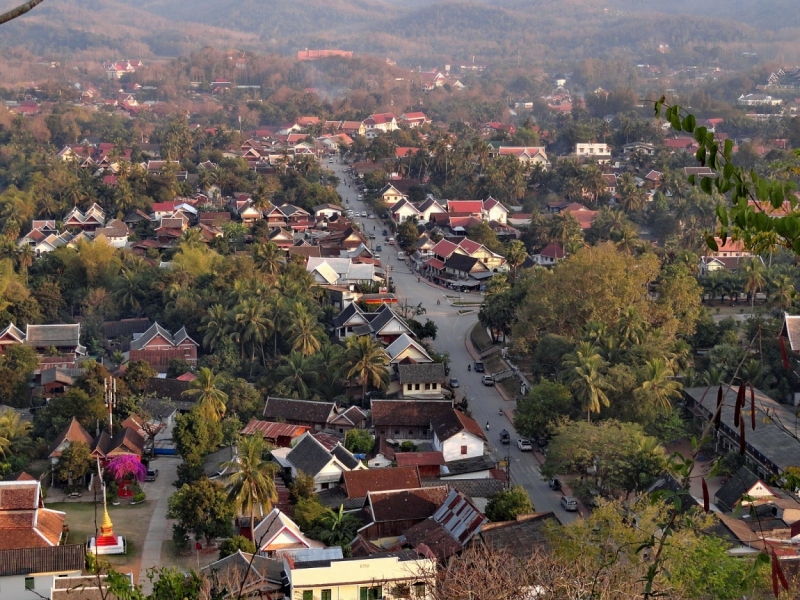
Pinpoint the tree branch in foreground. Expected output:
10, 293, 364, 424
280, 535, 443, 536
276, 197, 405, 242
0, 0, 45, 26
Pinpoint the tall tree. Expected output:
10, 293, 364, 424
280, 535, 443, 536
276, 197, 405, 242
223, 435, 278, 543
183, 367, 228, 422
345, 335, 389, 404
561, 342, 611, 423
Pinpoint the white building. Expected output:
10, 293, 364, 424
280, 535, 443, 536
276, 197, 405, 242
576, 143, 611, 163
431, 409, 487, 462
284, 552, 435, 600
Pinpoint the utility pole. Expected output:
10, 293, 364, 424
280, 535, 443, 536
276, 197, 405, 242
105, 377, 116, 433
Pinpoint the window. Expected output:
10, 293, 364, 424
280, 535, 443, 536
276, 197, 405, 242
321, 483, 329, 490
407, 384, 413, 391
322, 590, 332, 600
422, 428, 428, 436
395, 430, 400, 435
424, 383, 431, 390
25, 578, 34, 591
409, 430, 414, 436
360, 586, 382, 600
415, 384, 420, 391
303, 591, 313, 600
461, 445, 468, 455
413, 583, 427, 597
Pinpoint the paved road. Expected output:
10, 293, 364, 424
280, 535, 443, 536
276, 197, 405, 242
137, 455, 180, 591
330, 159, 577, 524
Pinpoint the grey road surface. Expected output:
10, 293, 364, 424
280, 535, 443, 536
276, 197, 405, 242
329, 158, 577, 523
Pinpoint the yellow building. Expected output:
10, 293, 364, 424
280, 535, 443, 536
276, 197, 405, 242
285, 551, 435, 600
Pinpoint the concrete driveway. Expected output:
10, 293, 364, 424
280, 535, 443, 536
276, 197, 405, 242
331, 160, 578, 523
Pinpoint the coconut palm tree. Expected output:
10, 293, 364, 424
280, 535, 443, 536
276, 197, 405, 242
224, 435, 278, 544
201, 304, 231, 352
345, 336, 389, 405
769, 274, 797, 310
638, 358, 682, 414
315, 504, 362, 548
183, 367, 228, 422
15, 244, 33, 284
113, 268, 143, 315
504, 240, 528, 282
233, 298, 272, 364
616, 307, 645, 348
252, 242, 286, 277
743, 258, 766, 312
0, 408, 31, 458
561, 342, 611, 423
288, 303, 324, 357
617, 172, 645, 213
485, 274, 510, 296
276, 351, 318, 399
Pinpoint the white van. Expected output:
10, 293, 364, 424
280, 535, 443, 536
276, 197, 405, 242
397, 251, 405, 260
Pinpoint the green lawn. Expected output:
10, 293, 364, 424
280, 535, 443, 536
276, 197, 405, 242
50, 500, 153, 571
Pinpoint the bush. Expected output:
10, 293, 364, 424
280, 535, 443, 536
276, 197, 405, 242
132, 492, 146, 503
399, 441, 418, 453
219, 535, 256, 559
172, 524, 190, 551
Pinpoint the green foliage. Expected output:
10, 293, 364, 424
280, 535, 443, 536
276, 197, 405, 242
543, 420, 667, 497
122, 361, 157, 394
147, 567, 204, 600
289, 471, 316, 504
167, 477, 234, 545
344, 428, 374, 454
514, 381, 578, 440
33, 388, 107, 441
0, 345, 39, 407
484, 486, 534, 522
396, 220, 420, 249
54, 441, 92, 483
399, 441, 418, 452
293, 496, 328, 532
173, 407, 223, 460
218, 535, 256, 559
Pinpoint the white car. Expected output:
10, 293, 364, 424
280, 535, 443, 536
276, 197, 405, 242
516, 439, 532, 452
361, 211, 367, 217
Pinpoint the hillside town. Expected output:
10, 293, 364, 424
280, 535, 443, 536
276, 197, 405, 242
4, 24, 800, 599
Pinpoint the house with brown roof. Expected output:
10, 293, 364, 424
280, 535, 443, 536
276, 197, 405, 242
48, 417, 93, 478
398, 363, 446, 399
366, 436, 397, 469
93, 219, 130, 248
251, 508, 325, 557
395, 452, 445, 478
240, 420, 310, 447
359, 486, 450, 541
476, 512, 557, 559
272, 432, 365, 492
262, 397, 338, 432
431, 410, 487, 461
90, 426, 145, 460
128, 322, 198, 372
0, 323, 85, 357
0, 480, 66, 551
342, 466, 422, 501
0, 545, 85, 599
370, 399, 453, 441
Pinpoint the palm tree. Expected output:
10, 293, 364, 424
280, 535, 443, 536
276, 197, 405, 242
113, 269, 143, 315
181, 228, 205, 248
182, 367, 228, 422
769, 274, 796, 310
616, 307, 645, 348
504, 240, 528, 282
276, 351, 318, 399
252, 242, 286, 277
201, 304, 231, 352
485, 274, 510, 296
743, 258, 766, 312
15, 244, 33, 284
224, 435, 278, 544
316, 504, 361, 548
288, 303, 324, 357
234, 298, 272, 365
561, 342, 611, 423
638, 358, 682, 414
345, 335, 389, 405
0, 408, 31, 458
617, 173, 645, 213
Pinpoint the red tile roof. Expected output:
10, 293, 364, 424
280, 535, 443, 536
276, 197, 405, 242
395, 452, 445, 467
343, 466, 421, 499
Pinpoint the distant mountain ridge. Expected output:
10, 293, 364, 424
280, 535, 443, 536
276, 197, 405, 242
0, 0, 796, 63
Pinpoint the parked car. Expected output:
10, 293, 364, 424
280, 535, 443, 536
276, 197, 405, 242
361, 211, 367, 217
388, 237, 395, 245
500, 429, 510, 444
368, 214, 375, 218
548, 477, 561, 490
481, 375, 495, 386
517, 439, 533, 451
473, 361, 485, 372
560, 496, 578, 512
449, 378, 460, 388
382, 229, 388, 236
376, 245, 382, 252
368, 233, 376, 239
145, 469, 159, 482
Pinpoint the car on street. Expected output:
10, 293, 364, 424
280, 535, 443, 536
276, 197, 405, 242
368, 214, 374, 218
560, 496, 579, 512
388, 237, 395, 245
481, 375, 495, 386
376, 245, 382, 252
500, 429, 510, 444
548, 477, 561, 490
145, 469, 159, 482
368, 233, 376, 239
382, 229, 388, 236
473, 361, 485, 372
517, 439, 533, 451
449, 378, 459, 388
361, 211, 367, 217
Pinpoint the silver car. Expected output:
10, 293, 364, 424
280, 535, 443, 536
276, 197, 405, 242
560, 496, 578, 512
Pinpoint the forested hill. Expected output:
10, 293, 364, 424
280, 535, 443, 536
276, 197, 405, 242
0, 0, 797, 63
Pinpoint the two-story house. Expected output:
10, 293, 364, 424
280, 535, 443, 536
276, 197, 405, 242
128, 322, 199, 372
576, 143, 611, 163
378, 184, 407, 206
262, 397, 338, 432
398, 363, 446, 399
370, 399, 453, 442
